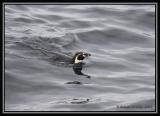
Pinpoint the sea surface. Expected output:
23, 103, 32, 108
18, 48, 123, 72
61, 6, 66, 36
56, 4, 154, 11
4, 4, 155, 111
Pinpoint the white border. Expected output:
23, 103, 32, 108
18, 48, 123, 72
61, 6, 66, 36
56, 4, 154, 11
2, 2, 158, 114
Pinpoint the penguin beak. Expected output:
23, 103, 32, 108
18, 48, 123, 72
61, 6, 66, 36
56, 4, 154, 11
83, 53, 91, 57
88, 53, 91, 56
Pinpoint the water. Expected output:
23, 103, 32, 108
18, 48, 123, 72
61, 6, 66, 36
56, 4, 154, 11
4, 4, 155, 111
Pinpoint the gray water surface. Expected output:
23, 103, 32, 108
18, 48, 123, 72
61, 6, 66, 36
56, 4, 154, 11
5, 4, 155, 111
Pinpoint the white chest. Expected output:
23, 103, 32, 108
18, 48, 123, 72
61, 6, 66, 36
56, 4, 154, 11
74, 56, 82, 64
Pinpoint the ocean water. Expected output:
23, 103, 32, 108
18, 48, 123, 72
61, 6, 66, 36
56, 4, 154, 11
4, 4, 155, 111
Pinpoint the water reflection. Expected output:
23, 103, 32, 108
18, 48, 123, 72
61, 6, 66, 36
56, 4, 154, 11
71, 98, 90, 104
65, 81, 83, 84
73, 62, 91, 78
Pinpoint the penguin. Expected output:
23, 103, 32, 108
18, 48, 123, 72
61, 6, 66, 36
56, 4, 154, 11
71, 52, 91, 78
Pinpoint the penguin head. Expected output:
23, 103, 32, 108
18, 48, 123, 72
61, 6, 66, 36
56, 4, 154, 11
71, 52, 91, 64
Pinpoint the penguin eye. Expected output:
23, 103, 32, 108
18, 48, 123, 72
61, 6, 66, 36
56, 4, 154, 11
77, 54, 84, 60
